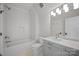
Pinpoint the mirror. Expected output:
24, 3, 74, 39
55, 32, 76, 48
51, 3, 79, 41
65, 16, 79, 41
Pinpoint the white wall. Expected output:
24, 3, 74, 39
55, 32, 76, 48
33, 3, 60, 37
33, 4, 50, 37
29, 7, 39, 40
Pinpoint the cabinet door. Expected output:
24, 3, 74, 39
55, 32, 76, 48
51, 43, 64, 56
43, 44, 52, 56
43, 41, 64, 56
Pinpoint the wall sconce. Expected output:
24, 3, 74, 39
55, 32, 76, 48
56, 8, 61, 15
73, 3, 79, 9
50, 10, 56, 16
63, 4, 69, 12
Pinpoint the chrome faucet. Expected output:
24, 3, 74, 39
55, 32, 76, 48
56, 33, 59, 38
56, 32, 62, 38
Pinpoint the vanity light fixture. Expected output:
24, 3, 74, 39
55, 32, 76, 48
63, 4, 69, 12
51, 10, 56, 16
56, 8, 61, 15
73, 3, 79, 9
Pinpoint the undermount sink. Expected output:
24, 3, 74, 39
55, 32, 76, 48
46, 37, 63, 41
57, 37, 63, 40
55, 38, 62, 41
40, 36, 65, 41
47, 36, 56, 39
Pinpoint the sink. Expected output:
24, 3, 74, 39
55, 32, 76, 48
47, 36, 56, 39
57, 38, 62, 40
47, 37, 63, 41
54, 37, 65, 41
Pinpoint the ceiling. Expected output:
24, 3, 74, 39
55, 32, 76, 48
4, 3, 63, 11
33, 3, 63, 10
45, 3, 62, 9
5, 3, 33, 10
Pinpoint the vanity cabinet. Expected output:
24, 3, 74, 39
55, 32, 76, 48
43, 40, 65, 56
64, 47, 79, 56
43, 40, 79, 56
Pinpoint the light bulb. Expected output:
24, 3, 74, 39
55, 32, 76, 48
56, 8, 61, 15
63, 4, 69, 12
73, 3, 79, 9
51, 11, 56, 16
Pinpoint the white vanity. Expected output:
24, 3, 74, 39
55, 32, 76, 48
40, 36, 79, 56
47, 3, 79, 56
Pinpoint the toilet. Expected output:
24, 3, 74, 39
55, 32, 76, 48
32, 43, 43, 56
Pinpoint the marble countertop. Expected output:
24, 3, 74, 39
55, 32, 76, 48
40, 36, 79, 50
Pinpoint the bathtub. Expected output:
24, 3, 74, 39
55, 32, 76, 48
4, 39, 36, 56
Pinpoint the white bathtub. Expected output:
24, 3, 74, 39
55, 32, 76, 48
4, 40, 36, 56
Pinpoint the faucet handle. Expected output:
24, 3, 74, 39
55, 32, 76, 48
59, 32, 62, 35
0, 33, 2, 36
65, 33, 67, 35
